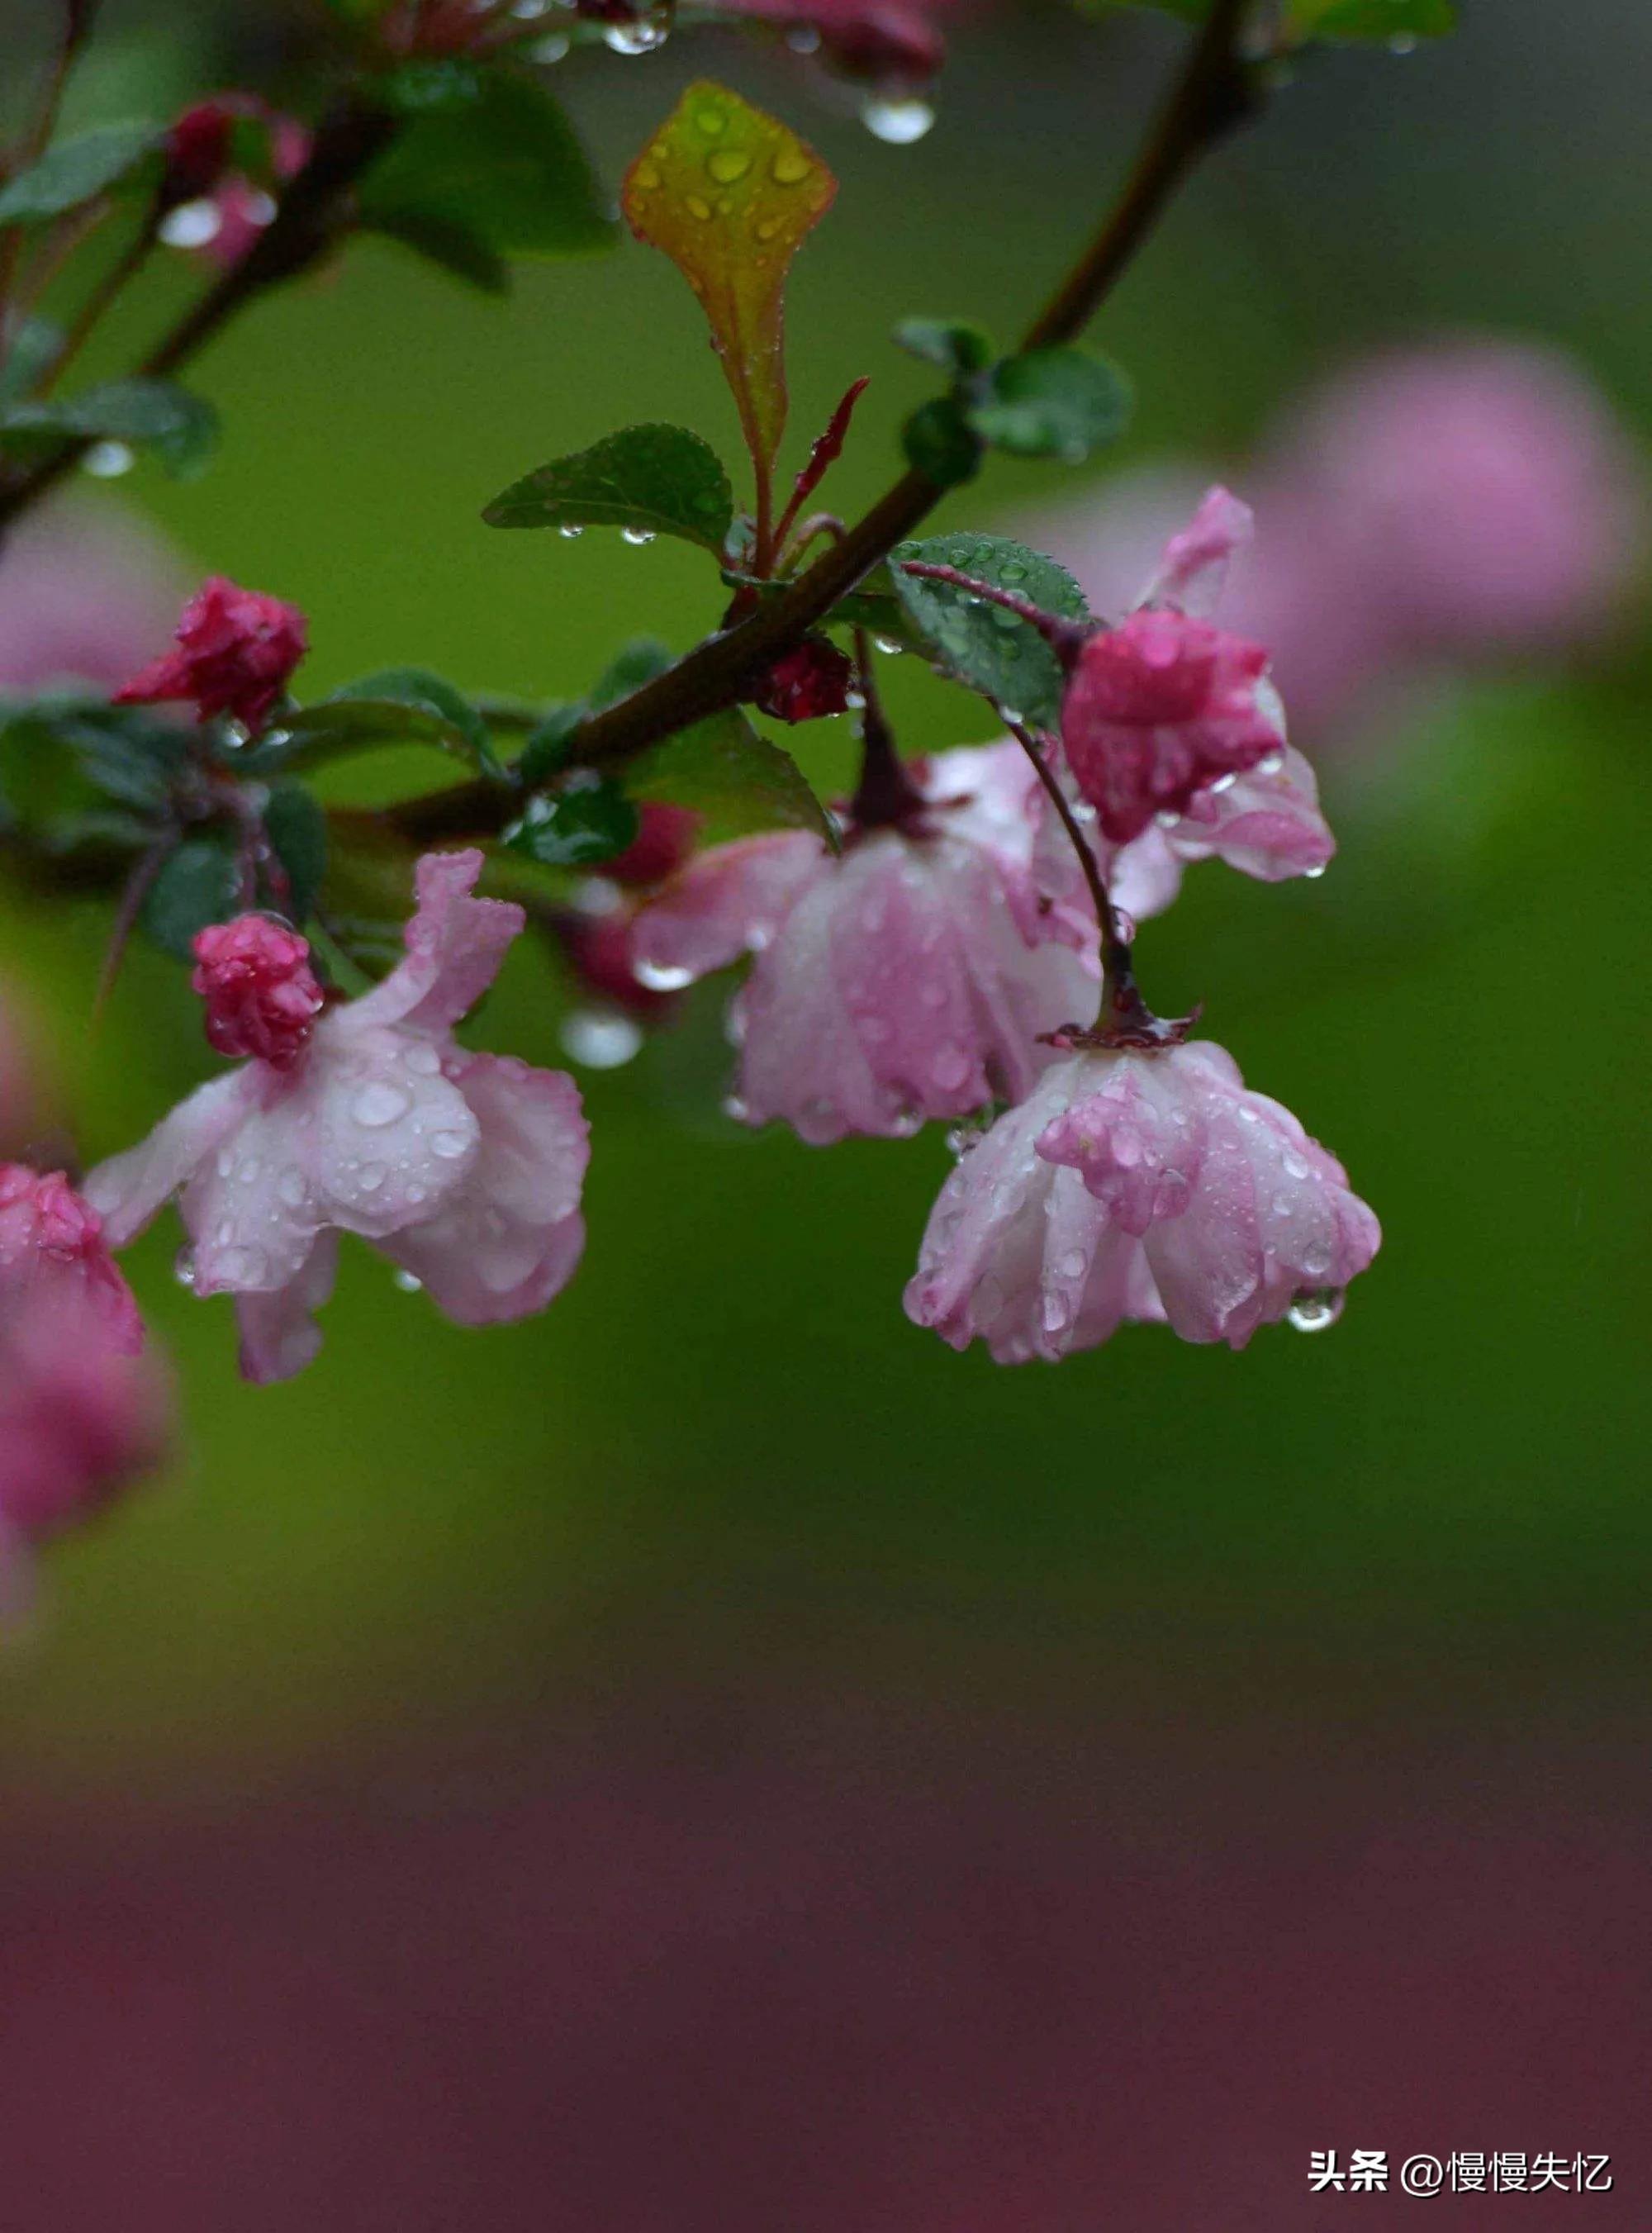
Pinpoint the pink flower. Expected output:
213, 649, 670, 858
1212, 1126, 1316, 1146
631, 743, 1096, 1144
1058, 488, 1288, 846
1101, 746, 1333, 924
605, 803, 700, 889
0, 500, 191, 694
904, 1040, 1379, 1362
84, 853, 590, 1385
114, 576, 308, 734
192, 916, 325, 1070
0, 1164, 144, 1356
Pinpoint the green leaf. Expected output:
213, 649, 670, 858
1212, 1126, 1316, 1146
893, 316, 995, 378
0, 121, 159, 226
329, 669, 506, 781
0, 693, 184, 815
263, 782, 329, 924
627, 707, 833, 847
505, 777, 640, 867
358, 67, 615, 259
483, 423, 735, 553
966, 347, 1132, 462
890, 531, 1089, 728
0, 378, 219, 477
140, 839, 241, 958
515, 705, 586, 791
901, 397, 984, 488
0, 318, 64, 405
359, 207, 510, 294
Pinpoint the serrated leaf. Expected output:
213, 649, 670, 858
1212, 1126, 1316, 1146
506, 777, 639, 867
358, 68, 615, 259
263, 782, 328, 924
0, 121, 159, 225
140, 839, 241, 958
483, 424, 734, 552
329, 669, 506, 781
893, 317, 995, 378
0, 378, 219, 477
626, 707, 833, 846
891, 532, 1089, 728
623, 81, 835, 485
966, 347, 1132, 462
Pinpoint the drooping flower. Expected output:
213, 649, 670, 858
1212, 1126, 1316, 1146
114, 576, 308, 734
631, 741, 1097, 1144
1098, 746, 1333, 924
84, 852, 590, 1385
0, 500, 191, 695
904, 1039, 1379, 1363
1057, 487, 1289, 845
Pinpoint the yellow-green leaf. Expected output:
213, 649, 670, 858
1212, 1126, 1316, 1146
621, 81, 835, 489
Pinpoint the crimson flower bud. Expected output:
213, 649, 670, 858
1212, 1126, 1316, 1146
114, 576, 308, 734
753, 636, 855, 724
192, 918, 325, 1070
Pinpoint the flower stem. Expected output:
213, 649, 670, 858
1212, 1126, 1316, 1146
848, 630, 923, 829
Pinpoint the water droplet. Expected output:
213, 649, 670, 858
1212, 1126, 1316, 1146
620, 525, 657, 545
530, 29, 569, 60
173, 1247, 197, 1289
393, 1268, 424, 1295
1208, 772, 1238, 795
83, 439, 134, 479
603, 11, 668, 52
1287, 1286, 1344, 1333
351, 1080, 412, 1128
874, 634, 904, 657
358, 1162, 387, 1194
634, 957, 694, 992
558, 524, 584, 539
1388, 31, 1418, 53
1056, 1248, 1088, 1280
684, 192, 713, 221
860, 96, 935, 144
722, 1094, 750, 1122
403, 1043, 442, 1076
706, 146, 752, 185
561, 1009, 643, 1068
998, 704, 1023, 725
1303, 864, 1327, 881
432, 1129, 471, 1160
933, 1046, 971, 1091
406, 1182, 428, 1206
1155, 810, 1181, 830
770, 149, 811, 185
217, 1243, 268, 1285
159, 197, 222, 249
1256, 751, 1284, 777
278, 1169, 306, 1208
215, 1147, 235, 1180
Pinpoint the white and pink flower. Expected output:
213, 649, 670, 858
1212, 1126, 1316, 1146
904, 1038, 1379, 1363
631, 741, 1097, 1144
85, 852, 590, 1384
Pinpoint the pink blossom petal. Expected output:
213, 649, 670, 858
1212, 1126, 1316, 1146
344, 850, 525, 1038
380, 1056, 588, 1324
83, 1069, 266, 1249
235, 1233, 339, 1386
630, 832, 823, 986
1141, 484, 1255, 619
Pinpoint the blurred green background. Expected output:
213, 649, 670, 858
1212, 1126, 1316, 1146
2, 0, 1649, 1809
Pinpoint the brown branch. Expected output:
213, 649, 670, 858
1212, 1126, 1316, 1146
382, 0, 1256, 847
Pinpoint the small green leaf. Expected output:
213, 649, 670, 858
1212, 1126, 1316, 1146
506, 777, 639, 867
358, 68, 615, 259
0, 378, 219, 477
329, 669, 506, 781
0, 121, 159, 226
263, 782, 329, 924
483, 423, 735, 553
901, 397, 983, 488
359, 207, 510, 293
966, 347, 1132, 462
516, 705, 586, 791
893, 316, 995, 378
140, 839, 241, 958
890, 531, 1088, 728
627, 707, 833, 847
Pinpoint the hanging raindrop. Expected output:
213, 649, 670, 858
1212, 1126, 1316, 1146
859, 97, 936, 145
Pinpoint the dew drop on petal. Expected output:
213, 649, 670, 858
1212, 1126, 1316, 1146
634, 957, 693, 993
278, 1169, 306, 1208
561, 1009, 643, 1068
173, 1247, 197, 1289
358, 1162, 387, 1194
393, 1268, 425, 1295
431, 1129, 471, 1160
352, 1081, 412, 1128
1288, 1286, 1345, 1333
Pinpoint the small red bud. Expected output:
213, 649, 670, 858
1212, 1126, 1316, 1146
753, 636, 855, 724
114, 577, 308, 734
191, 917, 325, 1070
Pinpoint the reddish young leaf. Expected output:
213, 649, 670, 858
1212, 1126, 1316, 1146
622, 81, 837, 501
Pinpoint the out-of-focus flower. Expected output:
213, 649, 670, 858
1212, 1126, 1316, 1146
0, 502, 190, 695
158, 99, 311, 269
0, 1166, 164, 1603
730, 0, 948, 95
86, 853, 589, 1384
904, 1039, 1379, 1363
633, 741, 1095, 1143
605, 804, 701, 890
114, 577, 308, 734
1017, 340, 1647, 744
